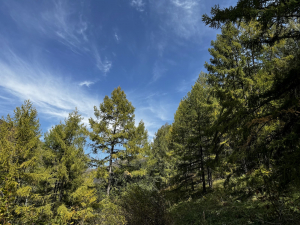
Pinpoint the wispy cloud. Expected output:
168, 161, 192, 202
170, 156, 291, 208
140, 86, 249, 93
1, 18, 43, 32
130, 0, 146, 12
7, 0, 112, 75
152, 61, 167, 82
136, 99, 176, 139
127, 91, 176, 139
44, 1, 112, 74
114, 32, 120, 43
93, 47, 112, 75
151, 0, 206, 40
41, 1, 85, 51
79, 81, 95, 87
0, 47, 99, 125
0, 95, 12, 101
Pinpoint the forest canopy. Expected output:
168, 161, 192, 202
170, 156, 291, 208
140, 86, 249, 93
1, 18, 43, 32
1, 0, 300, 224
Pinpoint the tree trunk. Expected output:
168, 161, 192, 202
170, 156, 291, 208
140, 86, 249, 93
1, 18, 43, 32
107, 145, 114, 196
200, 145, 206, 193
190, 159, 194, 191
59, 180, 64, 202
207, 166, 213, 189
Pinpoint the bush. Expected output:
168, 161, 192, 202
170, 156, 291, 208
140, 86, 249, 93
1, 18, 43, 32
119, 184, 171, 225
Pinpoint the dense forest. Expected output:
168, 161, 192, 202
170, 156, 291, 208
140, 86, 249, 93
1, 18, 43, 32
1, 0, 300, 224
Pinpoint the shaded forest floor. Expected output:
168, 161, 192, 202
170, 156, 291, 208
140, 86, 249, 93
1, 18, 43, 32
167, 180, 300, 225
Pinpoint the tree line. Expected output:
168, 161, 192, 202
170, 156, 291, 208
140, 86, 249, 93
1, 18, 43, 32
1, 0, 300, 224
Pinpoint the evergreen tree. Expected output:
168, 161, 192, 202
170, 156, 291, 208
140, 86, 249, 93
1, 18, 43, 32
171, 96, 193, 192
147, 123, 176, 190
171, 73, 216, 193
202, 0, 300, 45
44, 109, 95, 224
0, 117, 17, 224
205, 17, 300, 197
0, 101, 51, 224
204, 22, 256, 179
89, 87, 148, 196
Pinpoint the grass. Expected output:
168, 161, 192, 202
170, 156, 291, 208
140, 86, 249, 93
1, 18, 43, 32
168, 180, 300, 225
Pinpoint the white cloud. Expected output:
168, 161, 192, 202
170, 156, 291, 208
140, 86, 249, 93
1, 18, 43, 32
7, 0, 111, 75
43, 1, 112, 73
0, 47, 99, 126
41, 1, 87, 52
114, 32, 120, 43
0, 95, 11, 101
130, 0, 145, 12
135, 99, 176, 139
115, 34, 119, 41
79, 81, 95, 87
93, 47, 112, 74
152, 61, 167, 82
171, 0, 196, 9
127, 91, 176, 139
150, 0, 206, 40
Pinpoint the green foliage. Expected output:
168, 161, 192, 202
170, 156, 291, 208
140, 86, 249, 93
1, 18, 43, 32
202, 0, 300, 45
171, 72, 217, 194
0, 100, 51, 224
1, 1, 300, 222
89, 86, 149, 196
169, 179, 300, 224
96, 198, 126, 225
146, 123, 176, 189
44, 109, 95, 224
119, 184, 171, 225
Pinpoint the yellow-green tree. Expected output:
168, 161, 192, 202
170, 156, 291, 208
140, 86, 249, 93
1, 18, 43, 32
171, 73, 217, 193
44, 110, 96, 224
89, 87, 148, 196
0, 101, 51, 224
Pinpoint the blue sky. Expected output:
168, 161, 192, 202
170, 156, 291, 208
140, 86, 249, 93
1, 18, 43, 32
0, 0, 237, 142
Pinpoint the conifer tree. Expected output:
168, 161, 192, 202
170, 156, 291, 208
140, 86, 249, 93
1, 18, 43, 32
0, 117, 16, 224
202, 0, 300, 45
147, 123, 176, 190
171, 73, 217, 193
171, 97, 193, 192
123, 120, 149, 178
203, 22, 262, 179
187, 73, 217, 191
0, 101, 50, 224
44, 109, 94, 223
205, 17, 300, 195
89, 87, 148, 196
